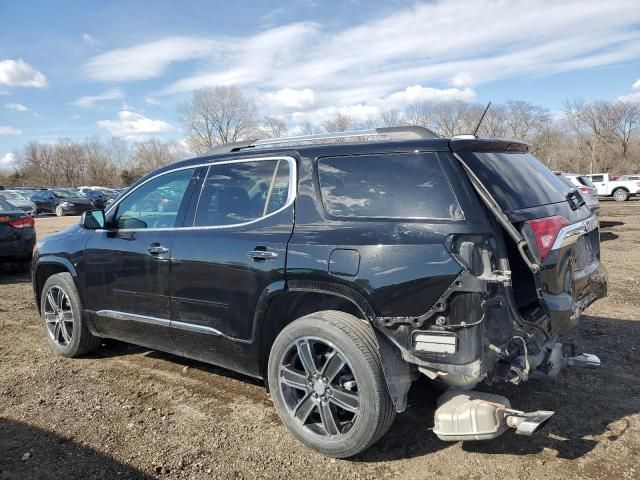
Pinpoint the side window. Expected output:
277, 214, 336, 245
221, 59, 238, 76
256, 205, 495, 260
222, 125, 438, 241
194, 159, 291, 227
318, 153, 462, 220
590, 175, 604, 183
114, 168, 195, 229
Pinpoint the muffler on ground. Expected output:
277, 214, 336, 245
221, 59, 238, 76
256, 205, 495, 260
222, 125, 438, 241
433, 391, 554, 441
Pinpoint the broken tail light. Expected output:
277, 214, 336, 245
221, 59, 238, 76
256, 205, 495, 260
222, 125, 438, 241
523, 216, 568, 262
9, 216, 35, 229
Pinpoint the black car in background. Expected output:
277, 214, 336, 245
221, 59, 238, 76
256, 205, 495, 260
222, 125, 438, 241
0, 197, 36, 271
82, 190, 108, 209
31, 189, 94, 216
31, 127, 607, 457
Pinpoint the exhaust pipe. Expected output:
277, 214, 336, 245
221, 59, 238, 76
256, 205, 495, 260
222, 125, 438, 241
433, 391, 555, 441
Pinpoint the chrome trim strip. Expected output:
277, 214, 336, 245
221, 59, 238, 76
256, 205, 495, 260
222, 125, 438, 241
101, 156, 297, 233
171, 320, 223, 337
95, 309, 246, 341
552, 215, 598, 250
96, 310, 170, 327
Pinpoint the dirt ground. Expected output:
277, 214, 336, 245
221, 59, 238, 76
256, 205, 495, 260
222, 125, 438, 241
1, 205, 639, 479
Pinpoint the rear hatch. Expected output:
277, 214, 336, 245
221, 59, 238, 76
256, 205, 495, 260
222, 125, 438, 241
451, 139, 607, 335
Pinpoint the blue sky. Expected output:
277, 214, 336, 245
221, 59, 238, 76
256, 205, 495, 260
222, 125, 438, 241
1, 0, 640, 168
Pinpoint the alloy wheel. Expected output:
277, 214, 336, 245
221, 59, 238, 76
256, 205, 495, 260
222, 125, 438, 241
43, 286, 74, 347
278, 337, 360, 439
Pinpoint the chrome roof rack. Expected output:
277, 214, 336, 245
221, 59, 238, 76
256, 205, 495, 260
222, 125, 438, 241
206, 126, 439, 155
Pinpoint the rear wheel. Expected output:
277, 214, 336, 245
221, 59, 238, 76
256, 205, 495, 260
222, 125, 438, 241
55, 205, 65, 216
268, 311, 395, 458
613, 188, 629, 202
40, 272, 101, 357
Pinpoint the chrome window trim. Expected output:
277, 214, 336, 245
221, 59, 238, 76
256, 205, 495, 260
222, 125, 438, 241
552, 215, 598, 250
101, 156, 297, 232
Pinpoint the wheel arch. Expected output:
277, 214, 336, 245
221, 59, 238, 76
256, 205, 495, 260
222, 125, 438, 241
33, 257, 79, 314
254, 282, 412, 412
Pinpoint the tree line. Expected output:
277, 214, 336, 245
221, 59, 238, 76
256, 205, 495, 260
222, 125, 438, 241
2, 85, 638, 188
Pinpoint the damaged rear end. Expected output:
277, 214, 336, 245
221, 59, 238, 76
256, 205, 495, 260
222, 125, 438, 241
375, 139, 607, 441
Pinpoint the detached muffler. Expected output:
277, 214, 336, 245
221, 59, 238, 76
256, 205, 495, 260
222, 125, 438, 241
433, 391, 554, 441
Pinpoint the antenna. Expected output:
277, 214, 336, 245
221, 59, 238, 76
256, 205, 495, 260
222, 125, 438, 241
473, 102, 491, 137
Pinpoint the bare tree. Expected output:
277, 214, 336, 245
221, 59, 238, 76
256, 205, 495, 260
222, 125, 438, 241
180, 86, 258, 154
380, 108, 404, 127
300, 119, 321, 135
262, 116, 288, 139
322, 114, 352, 133
404, 102, 433, 128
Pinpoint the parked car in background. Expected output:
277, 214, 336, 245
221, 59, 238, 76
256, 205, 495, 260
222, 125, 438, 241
617, 174, 640, 181
558, 173, 600, 214
585, 173, 640, 201
0, 190, 36, 215
31, 189, 94, 216
81, 189, 108, 209
0, 196, 36, 271
32, 127, 607, 457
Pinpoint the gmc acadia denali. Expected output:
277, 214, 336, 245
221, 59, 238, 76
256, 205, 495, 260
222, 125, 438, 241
32, 127, 607, 457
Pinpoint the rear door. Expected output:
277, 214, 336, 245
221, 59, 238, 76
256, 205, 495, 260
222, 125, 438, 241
452, 142, 606, 334
169, 157, 295, 375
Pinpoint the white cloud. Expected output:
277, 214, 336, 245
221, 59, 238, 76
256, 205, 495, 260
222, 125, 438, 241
263, 88, 315, 109
618, 91, 640, 103
5, 102, 28, 112
85, 37, 217, 81
373, 85, 476, 106
144, 96, 161, 105
0, 59, 47, 87
633, 79, 640, 90
97, 110, 174, 138
71, 88, 124, 107
451, 72, 474, 88
82, 33, 99, 46
0, 152, 17, 167
0, 125, 22, 135
151, 0, 640, 107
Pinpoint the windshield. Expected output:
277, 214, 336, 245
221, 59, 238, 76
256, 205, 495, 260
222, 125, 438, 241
52, 189, 82, 199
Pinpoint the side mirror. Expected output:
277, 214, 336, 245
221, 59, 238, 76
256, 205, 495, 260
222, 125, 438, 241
80, 209, 106, 229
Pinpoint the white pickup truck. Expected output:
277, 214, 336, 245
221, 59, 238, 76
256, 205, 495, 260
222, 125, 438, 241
585, 173, 640, 201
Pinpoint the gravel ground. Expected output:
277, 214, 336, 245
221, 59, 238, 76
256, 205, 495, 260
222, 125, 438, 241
1, 205, 639, 479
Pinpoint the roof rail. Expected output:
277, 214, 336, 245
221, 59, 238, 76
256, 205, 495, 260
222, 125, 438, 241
206, 126, 439, 155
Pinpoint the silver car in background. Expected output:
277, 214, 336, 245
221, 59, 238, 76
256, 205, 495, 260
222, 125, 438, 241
559, 173, 600, 215
0, 190, 36, 216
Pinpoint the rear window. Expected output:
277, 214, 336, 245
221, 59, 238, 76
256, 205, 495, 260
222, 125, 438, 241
577, 176, 595, 188
0, 198, 13, 211
458, 152, 572, 212
317, 153, 462, 220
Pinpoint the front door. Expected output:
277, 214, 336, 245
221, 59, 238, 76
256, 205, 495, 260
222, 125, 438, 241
170, 157, 295, 374
83, 167, 198, 352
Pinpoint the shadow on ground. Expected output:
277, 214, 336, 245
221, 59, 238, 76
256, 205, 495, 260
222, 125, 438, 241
0, 418, 150, 479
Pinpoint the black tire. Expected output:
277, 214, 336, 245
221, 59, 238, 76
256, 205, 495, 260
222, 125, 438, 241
40, 272, 101, 357
268, 310, 395, 458
613, 188, 629, 202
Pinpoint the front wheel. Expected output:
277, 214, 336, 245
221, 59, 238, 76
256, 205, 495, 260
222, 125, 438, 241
40, 272, 101, 357
268, 311, 395, 458
613, 188, 629, 202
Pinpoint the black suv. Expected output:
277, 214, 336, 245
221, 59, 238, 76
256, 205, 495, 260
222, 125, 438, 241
32, 127, 607, 457
31, 189, 95, 216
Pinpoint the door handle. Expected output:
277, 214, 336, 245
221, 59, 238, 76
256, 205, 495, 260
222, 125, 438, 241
147, 244, 169, 255
247, 250, 278, 260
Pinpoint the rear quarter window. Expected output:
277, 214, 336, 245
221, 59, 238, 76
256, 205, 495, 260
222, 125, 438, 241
317, 153, 463, 220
